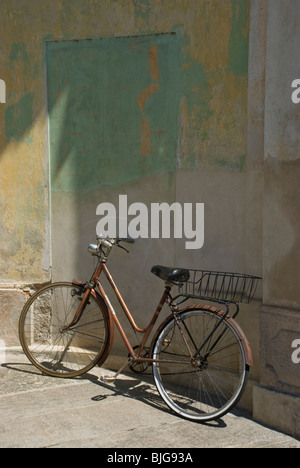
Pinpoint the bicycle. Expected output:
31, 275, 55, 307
19, 236, 261, 422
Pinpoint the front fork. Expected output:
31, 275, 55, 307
61, 283, 91, 331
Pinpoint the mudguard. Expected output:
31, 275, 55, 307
150, 304, 253, 367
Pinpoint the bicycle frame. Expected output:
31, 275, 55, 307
76, 259, 188, 366
69, 251, 252, 369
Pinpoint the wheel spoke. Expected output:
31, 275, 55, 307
19, 283, 110, 378
152, 309, 247, 421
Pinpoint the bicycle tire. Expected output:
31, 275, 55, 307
19, 282, 112, 378
152, 308, 248, 422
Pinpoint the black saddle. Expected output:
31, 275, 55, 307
151, 265, 190, 283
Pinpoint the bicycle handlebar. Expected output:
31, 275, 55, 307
98, 236, 135, 247
88, 236, 135, 256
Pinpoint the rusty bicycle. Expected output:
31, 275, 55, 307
19, 236, 260, 422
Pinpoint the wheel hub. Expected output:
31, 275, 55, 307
191, 356, 208, 371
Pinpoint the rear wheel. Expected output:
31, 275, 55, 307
19, 282, 111, 378
152, 308, 248, 421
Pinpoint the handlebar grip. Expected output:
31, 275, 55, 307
119, 237, 135, 244
101, 238, 113, 248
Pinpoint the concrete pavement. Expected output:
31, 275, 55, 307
0, 347, 299, 449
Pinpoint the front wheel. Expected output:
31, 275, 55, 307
19, 282, 112, 378
152, 308, 248, 422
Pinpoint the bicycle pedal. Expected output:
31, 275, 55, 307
100, 375, 115, 383
100, 359, 129, 384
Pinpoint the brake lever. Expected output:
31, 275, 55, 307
116, 243, 129, 253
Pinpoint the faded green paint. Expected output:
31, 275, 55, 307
183, 59, 213, 133
216, 154, 246, 171
47, 33, 181, 191
178, 0, 250, 172
227, 0, 249, 76
9, 43, 29, 65
5, 92, 34, 142
134, 0, 153, 21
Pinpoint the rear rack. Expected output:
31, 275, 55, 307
174, 269, 261, 305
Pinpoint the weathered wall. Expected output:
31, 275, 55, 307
252, 0, 300, 438
0, 0, 298, 436
0, 0, 250, 280
0, 0, 255, 405
0, 0, 252, 342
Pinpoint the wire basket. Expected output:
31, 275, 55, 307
176, 269, 261, 304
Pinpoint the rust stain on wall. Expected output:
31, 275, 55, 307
136, 83, 159, 112
137, 43, 161, 157
148, 44, 159, 82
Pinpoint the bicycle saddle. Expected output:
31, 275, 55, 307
151, 265, 190, 283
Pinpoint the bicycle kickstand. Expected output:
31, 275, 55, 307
100, 358, 129, 384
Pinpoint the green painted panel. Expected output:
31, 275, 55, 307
227, 0, 249, 76
5, 92, 33, 143
47, 33, 181, 191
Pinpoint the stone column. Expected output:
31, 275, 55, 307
251, 0, 300, 438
